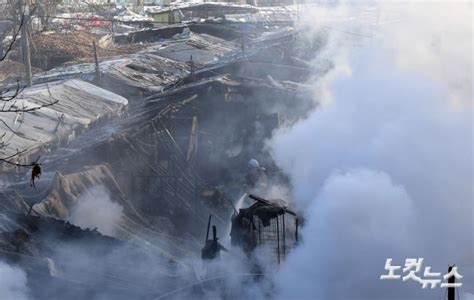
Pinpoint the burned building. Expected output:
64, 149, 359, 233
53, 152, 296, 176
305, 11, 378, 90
0, 10, 328, 298
231, 194, 298, 264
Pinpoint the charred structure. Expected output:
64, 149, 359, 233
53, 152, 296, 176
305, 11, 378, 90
0, 3, 327, 298
231, 194, 298, 264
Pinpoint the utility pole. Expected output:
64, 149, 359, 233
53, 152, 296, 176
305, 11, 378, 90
276, 215, 280, 265
19, 0, 32, 87
111, 20, 115, 44
93, 41, 101, 86
447, 265, 456, 300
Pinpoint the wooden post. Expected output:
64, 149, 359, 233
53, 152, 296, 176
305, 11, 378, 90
111, 20, 115, 43
186, 116, 198, 163
189, 55, 195, 81
447, 265, 455, 300
11, 5, 17, 59
252, 217, 255, 245
53, 114, 65, 133
205, 214, 212, 243
19, 0, 32, 87
93, 41, 101, 85
282, 213, 286, 259
276, 216, 280, 265
258, 217, 261, 244
212, 225, 217, 241
295, 217, 299, 243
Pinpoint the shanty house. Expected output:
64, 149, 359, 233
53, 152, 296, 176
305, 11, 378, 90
230, 195, 298, 264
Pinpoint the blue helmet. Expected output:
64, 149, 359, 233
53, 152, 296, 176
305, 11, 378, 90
248, 159, 259, 169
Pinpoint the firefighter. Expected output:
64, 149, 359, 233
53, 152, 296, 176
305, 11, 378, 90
245, 159, 267, 191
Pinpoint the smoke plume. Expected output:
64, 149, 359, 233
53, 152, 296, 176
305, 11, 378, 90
68, 185, 123, 236
0, 261, 29, 300
269, 1, 473, 300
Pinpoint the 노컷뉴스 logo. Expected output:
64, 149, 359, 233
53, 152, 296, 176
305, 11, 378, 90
380, 258, 462, 289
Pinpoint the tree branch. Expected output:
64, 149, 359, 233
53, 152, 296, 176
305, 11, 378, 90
0, 98, 58, 113
0, 81, 24, 102
0, 13, 24, 62
0, 151, 41, 168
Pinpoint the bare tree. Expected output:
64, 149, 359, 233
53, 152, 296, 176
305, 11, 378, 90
33, 0, 60, 32
0, 13, 58, 174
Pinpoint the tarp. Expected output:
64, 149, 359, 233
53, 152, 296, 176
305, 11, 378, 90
0, 163, 194, 260
0, 79, 128, 168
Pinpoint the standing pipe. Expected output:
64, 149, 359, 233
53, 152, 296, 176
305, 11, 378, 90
205, 214, 212, 243
276, 216, 280, 265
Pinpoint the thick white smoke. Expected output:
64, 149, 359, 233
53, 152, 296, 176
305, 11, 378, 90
0, 261, 30, 300
465, 292, 474, 300
68, 185, 123, 236
269, 1, 473, 300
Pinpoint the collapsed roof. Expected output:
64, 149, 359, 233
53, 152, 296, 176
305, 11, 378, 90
32, 29, 245, 96
32, 25, 299, 99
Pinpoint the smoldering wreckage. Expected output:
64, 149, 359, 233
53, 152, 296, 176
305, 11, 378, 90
0, 4, 327, 299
